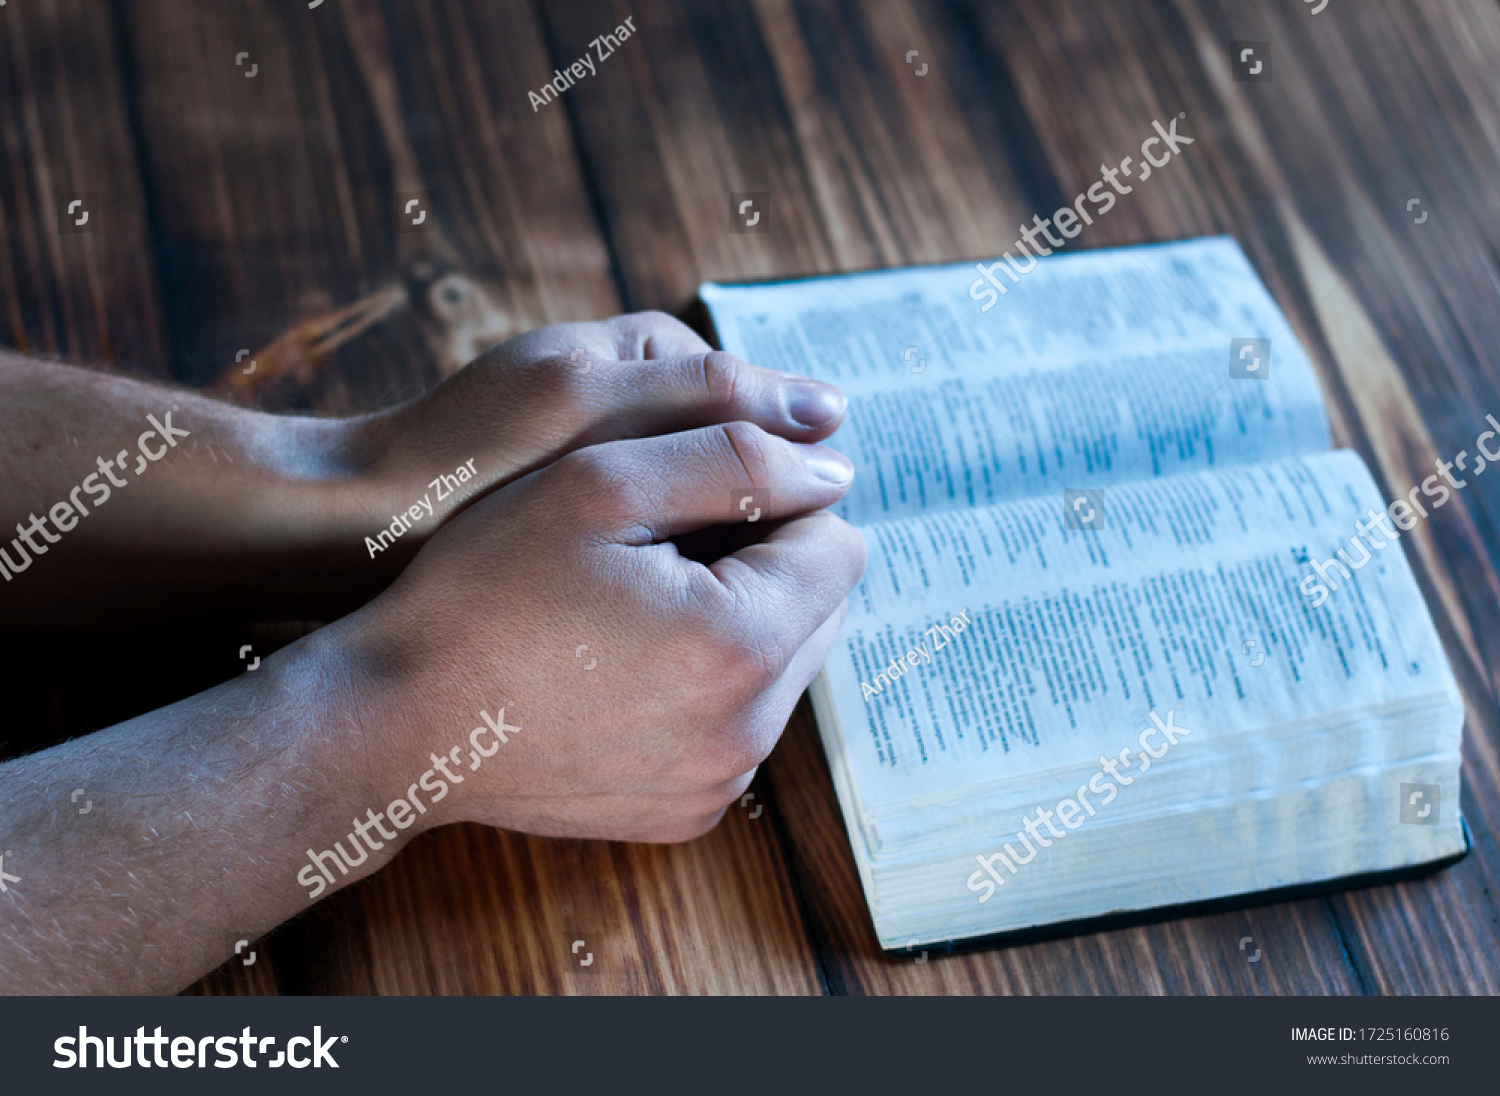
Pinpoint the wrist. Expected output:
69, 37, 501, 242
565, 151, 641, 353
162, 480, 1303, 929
273, 616, 431, 902
303, 600, 471, 836
241, 407, 429, 611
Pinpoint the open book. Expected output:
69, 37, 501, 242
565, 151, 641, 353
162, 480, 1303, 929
700, 237, 1469, 953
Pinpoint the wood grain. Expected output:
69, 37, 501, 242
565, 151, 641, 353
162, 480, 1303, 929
0, 0, 169, 371
5, 0, 1500, 995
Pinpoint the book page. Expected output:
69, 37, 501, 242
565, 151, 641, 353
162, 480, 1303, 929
819, 449, 1460, 821
702, 237, 1331, 525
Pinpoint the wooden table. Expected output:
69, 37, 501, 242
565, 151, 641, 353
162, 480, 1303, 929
3, 0, 1498, 995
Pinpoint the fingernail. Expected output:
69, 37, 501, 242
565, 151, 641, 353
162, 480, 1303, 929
785, 379, 847, 428
804, 449, 854, 484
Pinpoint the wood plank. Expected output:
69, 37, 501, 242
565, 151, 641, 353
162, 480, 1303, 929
121, 0, 617, 404
0, 0, 169, 370
542, 0, 1045, 306
1183, 0, 1500, 994
113, 0, 818, 996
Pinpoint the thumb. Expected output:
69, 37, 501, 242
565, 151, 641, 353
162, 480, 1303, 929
541, 422, 855, 544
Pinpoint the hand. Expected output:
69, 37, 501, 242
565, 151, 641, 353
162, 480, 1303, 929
0, 331, 859, 992
0, 315, 845, 625
0, 320, 860, 992
347, 311, 849, 555
333, 421, 867, 842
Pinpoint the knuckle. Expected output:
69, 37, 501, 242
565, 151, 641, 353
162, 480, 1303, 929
613, 310, 685, 355
679, 740, 748, 791
523, 350, 592, 405
715, 420, 774, 486
715, 729, 776, 783
697, 622, 784, 704
552, 348, 595, 389
631, 309, 679, 330
820, 513, 870, 584
553, 446, 645, 521
695, 350, 747, 410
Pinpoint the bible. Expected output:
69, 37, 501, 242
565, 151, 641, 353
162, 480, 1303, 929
700, 236, 1469, 953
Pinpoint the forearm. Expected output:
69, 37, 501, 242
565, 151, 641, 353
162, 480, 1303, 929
0, 353, 405, 626
0, 619, 418, 994
0, 323, 849, 627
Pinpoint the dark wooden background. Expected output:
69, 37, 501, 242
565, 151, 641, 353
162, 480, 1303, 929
2, 0, 1498, 994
